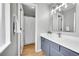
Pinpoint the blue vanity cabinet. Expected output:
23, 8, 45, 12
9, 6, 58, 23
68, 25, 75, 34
60, 46, 79, 56
41, 36, 79, 56
41, 37, 51, 56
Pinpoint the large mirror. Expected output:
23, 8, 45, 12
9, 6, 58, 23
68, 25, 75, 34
52, 3, 76, 32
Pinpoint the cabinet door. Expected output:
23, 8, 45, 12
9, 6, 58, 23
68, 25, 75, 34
60, 46, 79, 56
41, 37, 45, 51
44, 39, 51, 56
50, 41, 62, 56
50, 41, 60, 51
41, 37, 50, 56
50, 49, 63, 56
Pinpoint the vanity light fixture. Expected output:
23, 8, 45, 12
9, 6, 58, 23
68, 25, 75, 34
51, 3, 66, 15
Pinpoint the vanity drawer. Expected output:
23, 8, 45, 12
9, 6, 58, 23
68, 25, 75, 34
60, 46, 79, 56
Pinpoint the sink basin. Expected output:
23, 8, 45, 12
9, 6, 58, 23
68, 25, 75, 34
50, 32, 62, 38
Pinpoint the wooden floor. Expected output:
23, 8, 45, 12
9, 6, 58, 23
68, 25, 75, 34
21, 43, 45, 56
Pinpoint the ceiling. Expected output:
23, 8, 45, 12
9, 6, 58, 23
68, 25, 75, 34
22, 3, 35, 17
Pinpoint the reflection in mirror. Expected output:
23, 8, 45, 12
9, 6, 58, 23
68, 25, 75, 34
57, 13, 63, 32
51, 3, 76, 32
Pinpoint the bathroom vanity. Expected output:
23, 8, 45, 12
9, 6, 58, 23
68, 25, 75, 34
41, 33, 79, 56
43, 3, 79, 56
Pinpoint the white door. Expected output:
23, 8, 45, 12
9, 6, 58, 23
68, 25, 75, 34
24, 16, 35, 45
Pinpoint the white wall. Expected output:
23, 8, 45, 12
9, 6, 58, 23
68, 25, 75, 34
0, 4, 5, 46
5, 3, 11, 44
49, 14, 53, 32
35, 4, 49, 52
76, 4, 79, 33
24, 16, 35, 45
0, 4, 18, 56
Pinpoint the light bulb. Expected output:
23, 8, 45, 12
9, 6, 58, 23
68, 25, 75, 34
65, 4, 67, 8
31, 6, 35, 9
59, 8, 61, 11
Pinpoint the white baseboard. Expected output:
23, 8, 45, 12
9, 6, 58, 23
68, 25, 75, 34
24, 42, 35, 45
35, 49, 42, 52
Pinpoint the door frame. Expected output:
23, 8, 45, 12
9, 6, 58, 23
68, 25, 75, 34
17, 3, 21, 56
18, 3, 37, 56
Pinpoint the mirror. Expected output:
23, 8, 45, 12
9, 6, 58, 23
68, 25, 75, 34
52, 3, 76, 32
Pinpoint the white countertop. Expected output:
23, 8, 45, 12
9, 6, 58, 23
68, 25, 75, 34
40, 33, 79, 53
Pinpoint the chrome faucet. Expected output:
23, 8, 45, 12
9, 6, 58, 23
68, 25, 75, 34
57, 32, 61, 38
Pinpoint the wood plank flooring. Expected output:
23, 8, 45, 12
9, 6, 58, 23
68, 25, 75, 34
21, 43, 45, 56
